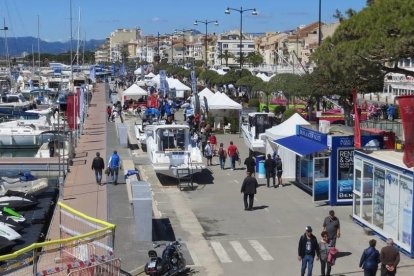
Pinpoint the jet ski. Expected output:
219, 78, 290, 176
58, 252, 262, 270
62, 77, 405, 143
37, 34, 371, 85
0, 191, 39, 210
0, 223, 21, 241
0, 236, 15, 255
0, 177, 48, 195
0, 215, 24, 232
0, 207, 26, 223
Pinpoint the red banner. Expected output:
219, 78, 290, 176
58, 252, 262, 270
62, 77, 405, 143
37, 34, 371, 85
397, 95, 414, 168
353, 88, 361, 149
66, 94, 75, 130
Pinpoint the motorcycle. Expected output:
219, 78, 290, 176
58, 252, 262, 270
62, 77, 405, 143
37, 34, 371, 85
144, 240, 187, 276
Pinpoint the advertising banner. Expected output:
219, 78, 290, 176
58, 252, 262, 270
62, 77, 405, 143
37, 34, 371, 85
337, 148, 354, 201
66, 94, 75, 130
89, 66, 96, 83
191, 70, 197, 93
397, 95, 414, 167
383, 171, 399, 239
313, 157, 330, 202
159, 70, 167, 97
399, 175, 413, 246
373, 167, 385, 229
111, 63, 115, 76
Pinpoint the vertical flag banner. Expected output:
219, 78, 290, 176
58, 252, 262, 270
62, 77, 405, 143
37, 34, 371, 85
66, 94, 75, 130
140, 65, 145, 81
80, 86, 85, 123
353, 88, 361, 149
397, 95, 414, 167
119, 63, 125, 76
159, 70, 166, 97
191, 70, 197, 94
111, 63, 115, 77
90, 66, 96, 83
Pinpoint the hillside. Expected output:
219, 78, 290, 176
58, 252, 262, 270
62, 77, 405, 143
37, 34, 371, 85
0, 37, 105, 56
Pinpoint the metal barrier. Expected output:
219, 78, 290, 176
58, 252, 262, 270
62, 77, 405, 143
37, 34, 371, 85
66, 258, 121, 276
0, 201, 116, 276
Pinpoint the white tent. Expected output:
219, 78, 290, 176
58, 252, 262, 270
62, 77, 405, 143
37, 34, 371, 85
145, 72, 156, 78
256, 73, 271, 82
198, 88, 214, 100
123, 84, 148, 97
208, 92, 242, 110
151, 75, 191, 97
134, 68, 141, 75
265, 113, 310, 179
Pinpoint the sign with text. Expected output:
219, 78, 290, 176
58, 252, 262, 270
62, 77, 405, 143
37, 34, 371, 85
337, 148, 354, 200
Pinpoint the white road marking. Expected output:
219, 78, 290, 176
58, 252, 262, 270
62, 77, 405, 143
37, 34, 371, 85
248, 240, 274, 261
211, 241, 232, 263
230, 241, 253, 262
233, 180, 239, 184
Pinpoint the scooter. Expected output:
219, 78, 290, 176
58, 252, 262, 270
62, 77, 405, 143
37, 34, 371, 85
144, 240, 187, 276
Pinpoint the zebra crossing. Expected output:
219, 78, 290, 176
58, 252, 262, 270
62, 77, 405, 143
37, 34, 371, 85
210, 240, 274, 263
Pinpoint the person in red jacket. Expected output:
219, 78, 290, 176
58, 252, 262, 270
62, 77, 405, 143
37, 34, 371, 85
209, 133, 217, 155
227, 141, 239, 170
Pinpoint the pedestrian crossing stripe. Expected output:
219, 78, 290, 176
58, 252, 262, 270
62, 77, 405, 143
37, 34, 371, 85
210, 241, 232, 263
210, 240, 273, 263
230, 241, 253, 262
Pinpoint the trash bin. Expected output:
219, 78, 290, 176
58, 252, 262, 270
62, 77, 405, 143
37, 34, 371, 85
258, 161, 265, 179
255, 155, 265, 173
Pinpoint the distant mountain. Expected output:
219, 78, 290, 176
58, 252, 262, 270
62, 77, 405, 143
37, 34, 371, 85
0, 37, 105, 56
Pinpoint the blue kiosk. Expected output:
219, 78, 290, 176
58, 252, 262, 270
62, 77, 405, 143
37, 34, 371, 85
274, 125, 383, 205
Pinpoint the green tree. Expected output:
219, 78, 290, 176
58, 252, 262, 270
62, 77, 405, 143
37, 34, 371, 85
246, 52, 264, 67
236, 75, 262, 98
218, 50, 234, 67
120, 43, 129, 63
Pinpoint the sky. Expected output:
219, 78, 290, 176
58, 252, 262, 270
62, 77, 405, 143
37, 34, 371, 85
0, 0, 367, 41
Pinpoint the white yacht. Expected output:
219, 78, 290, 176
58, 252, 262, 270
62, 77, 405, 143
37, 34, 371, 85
241, 112, 277, 154
146, 124, 204, 178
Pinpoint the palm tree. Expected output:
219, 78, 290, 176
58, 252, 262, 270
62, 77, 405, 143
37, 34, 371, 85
218, 50, 234, 67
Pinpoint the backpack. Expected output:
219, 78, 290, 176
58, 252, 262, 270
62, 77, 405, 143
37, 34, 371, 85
218, 148, 227, 158
327, 247, 338, 266
111, 154, 120, 168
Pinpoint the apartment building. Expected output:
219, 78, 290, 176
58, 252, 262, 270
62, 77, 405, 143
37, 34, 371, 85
109, 28, 142, 62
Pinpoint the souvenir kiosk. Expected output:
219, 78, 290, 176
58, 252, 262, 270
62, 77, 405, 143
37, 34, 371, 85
352, 150, 414, 257
274, 125, 383, 205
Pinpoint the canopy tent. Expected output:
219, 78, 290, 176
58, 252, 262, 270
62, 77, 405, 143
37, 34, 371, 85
207, 92, 242, 110
198, 88, 215, 100
145, 72, 156, 78
134, 68, 141, 75
265, 113, 310, 139
265, 113, 310, 179
151, 75, 191, 97
256, 73, 271, 82
123, 84, 148, 97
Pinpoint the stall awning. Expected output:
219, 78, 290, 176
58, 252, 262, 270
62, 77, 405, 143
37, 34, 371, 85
274, 135, 328, 157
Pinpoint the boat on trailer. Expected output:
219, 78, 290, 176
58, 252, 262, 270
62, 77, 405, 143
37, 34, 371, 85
146, 124, 204, 178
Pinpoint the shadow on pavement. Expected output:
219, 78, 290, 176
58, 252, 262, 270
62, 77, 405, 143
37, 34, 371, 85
251, 205, 269, 211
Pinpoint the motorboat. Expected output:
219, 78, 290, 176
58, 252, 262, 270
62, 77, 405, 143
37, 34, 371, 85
146, 124, 204, 178
35, 139, 71, 158
134, 108, 163, 151
0, 177, 48, 195
0, 93, 33, 113
0, 191, 39, 210
0, 123, 49, 148
0, 236, 15, 254
241, 112, 277, 154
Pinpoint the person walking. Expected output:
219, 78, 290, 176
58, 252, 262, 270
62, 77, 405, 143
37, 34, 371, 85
264, 153, 276, 188
323, 210, 341, 247
244, 153, 256, 176
217, 143, 227, 170
204, 141, 213, 166
275, 155, 283, 187
209, 133, 217, 156
380, 238, 400, 276
240, 171, 258, 211
91, 152, 105, 185
106, 106, 112, 122
359, 239, 380, 276
227, 141, 239, 170
200, 130, 208, 157
387, 104, 396, 121
298, 226, 320, 276
108, 150, 122, 185
319, 231, 332, 276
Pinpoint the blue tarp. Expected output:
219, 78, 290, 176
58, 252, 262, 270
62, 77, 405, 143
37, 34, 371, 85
274, 135, 328, 157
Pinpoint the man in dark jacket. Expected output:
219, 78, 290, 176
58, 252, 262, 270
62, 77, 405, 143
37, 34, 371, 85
240, 171, 258, 211
91, 152, 105, 185
244, 153, 256, 176
359, 239, 380, 276
298, 226, 320, 276
380, 238, 400, 276
264, 154, 276, 188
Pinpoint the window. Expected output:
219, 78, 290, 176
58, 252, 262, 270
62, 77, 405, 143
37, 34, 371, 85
248, 45, 255, 48
223, 44, 228, 48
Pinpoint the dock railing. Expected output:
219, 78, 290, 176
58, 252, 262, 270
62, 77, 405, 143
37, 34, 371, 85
0, 201, 116, 276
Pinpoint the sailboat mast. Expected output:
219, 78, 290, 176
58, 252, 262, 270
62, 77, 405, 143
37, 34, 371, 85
76, 8, 81, 66
37, 15, 40, 72
32, 44, 35, 68
69, 0, 73, 84
2, 18, 11, 86
82, 32, 86, 65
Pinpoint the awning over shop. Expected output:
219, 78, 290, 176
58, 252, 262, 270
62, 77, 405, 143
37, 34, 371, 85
274, 135, 328, 157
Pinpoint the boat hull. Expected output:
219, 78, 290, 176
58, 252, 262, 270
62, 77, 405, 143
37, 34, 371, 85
153, 163, 204, 178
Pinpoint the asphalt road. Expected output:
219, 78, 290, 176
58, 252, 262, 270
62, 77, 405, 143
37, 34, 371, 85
120, 113, 414, 276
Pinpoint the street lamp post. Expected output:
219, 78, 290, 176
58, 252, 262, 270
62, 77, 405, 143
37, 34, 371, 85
174, 28, 193, 65
318, 0, 322, 46
193, 19, 218, 68
225, 6, 257, 71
